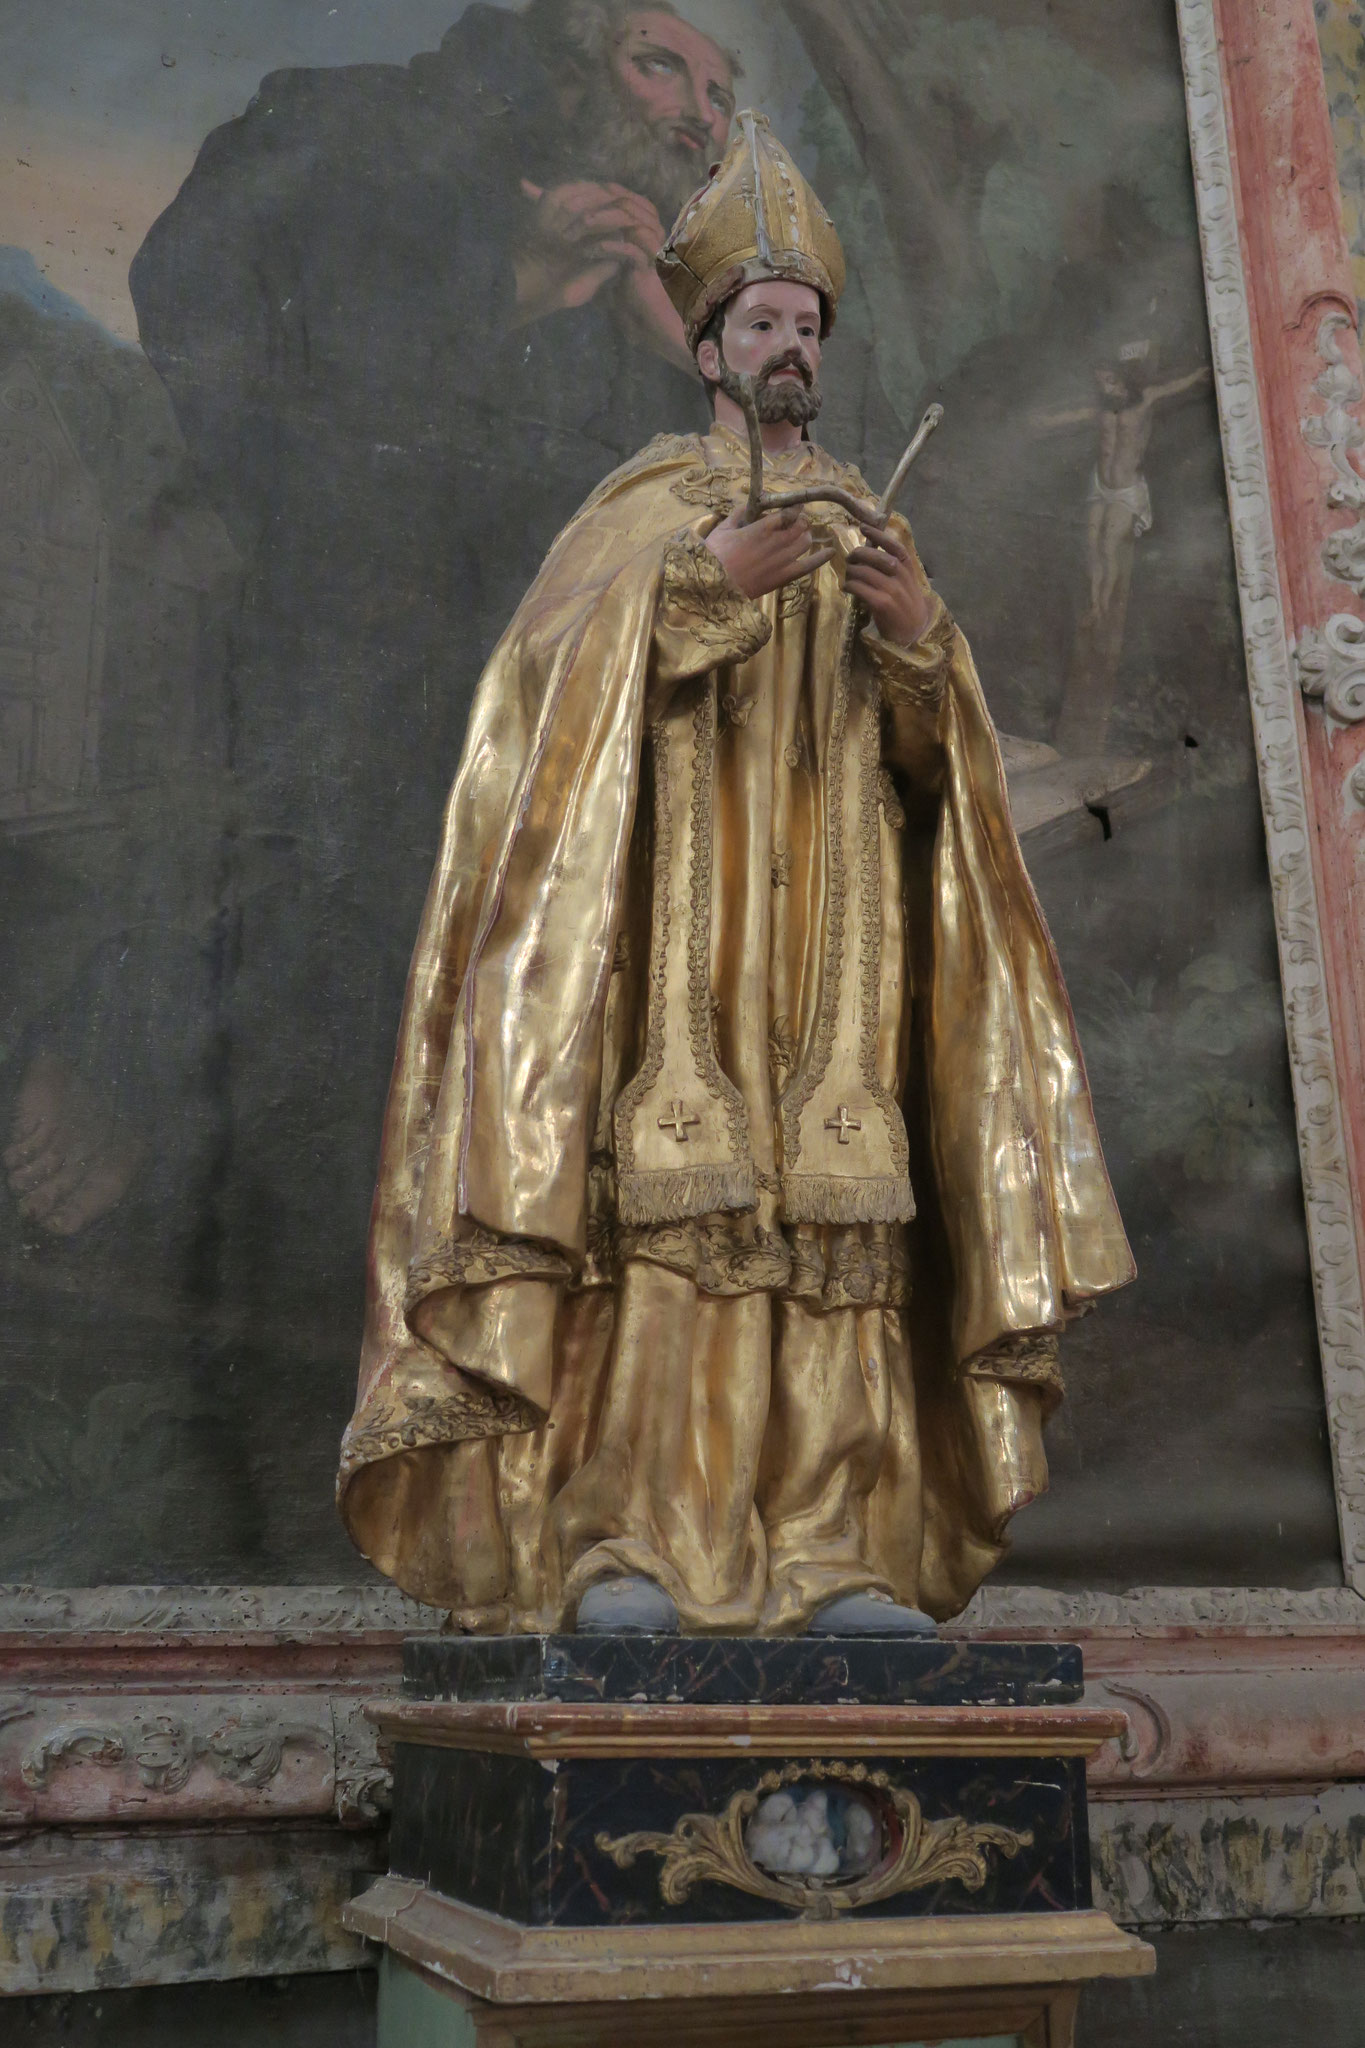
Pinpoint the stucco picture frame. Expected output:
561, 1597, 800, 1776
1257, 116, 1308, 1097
5, 0, 1365, 1993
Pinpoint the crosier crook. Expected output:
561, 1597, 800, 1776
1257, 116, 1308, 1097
736, 374, 944, 527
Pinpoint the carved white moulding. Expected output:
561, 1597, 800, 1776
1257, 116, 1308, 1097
0, 1583, 436, 1633
960, 1583, 1365, 1630
19, 1707, 323, 1797
1, 1692, 392, 1827
1177, 0, 1365, 1593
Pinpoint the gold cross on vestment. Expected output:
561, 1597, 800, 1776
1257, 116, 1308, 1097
824, 1105, 862, 1145
658, 1101, 701, 1143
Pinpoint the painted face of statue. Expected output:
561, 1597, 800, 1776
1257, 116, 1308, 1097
696, 279, 825, 427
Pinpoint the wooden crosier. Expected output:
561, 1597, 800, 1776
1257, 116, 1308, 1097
735, 372, 943, 527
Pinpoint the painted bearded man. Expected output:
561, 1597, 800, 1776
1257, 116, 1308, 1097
125, 3, 740, 1396
132, 1, 738, 579
339, 115, 1134, 1637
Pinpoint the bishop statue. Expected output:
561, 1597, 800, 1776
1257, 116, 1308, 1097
338, 113, 1134, 1636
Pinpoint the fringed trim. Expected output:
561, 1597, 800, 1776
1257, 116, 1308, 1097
615, 1162, 757, 1225
780, 1173, 915, 1225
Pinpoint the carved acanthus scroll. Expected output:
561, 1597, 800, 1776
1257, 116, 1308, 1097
1294, 612, 1365, 724
1300, 310, 1365, 594
21, 1706, 328, 1796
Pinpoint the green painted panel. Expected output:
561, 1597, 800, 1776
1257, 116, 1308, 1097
898, 2038, 1021, 2047
377, 1953, 477, 2048
378, 1959, 1021, 2048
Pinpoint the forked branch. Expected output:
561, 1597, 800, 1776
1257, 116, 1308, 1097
737, 374, 943, 527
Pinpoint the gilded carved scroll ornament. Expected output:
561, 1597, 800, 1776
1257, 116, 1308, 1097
596, 1759, 1032, 1921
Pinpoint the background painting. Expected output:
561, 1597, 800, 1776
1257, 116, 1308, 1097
0, 0, 1342, 1589
1319, 1, 1365, 315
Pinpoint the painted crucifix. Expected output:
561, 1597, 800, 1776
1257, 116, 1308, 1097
1032, 343, 1210, 756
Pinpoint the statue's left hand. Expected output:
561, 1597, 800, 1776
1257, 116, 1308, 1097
844, 527, 934, 648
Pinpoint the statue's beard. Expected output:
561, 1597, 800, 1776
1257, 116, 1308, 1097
712, 346, 823, 427
570, 76, 717, 220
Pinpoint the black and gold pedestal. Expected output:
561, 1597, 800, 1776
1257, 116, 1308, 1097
344, 1636, 1153, 2047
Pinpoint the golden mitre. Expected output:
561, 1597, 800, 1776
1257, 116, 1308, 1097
656, 108, 846, 350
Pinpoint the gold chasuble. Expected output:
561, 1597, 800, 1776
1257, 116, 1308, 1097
338, 426, 1135, 1632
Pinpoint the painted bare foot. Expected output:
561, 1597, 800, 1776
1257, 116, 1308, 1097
3, 1050, 145, 1236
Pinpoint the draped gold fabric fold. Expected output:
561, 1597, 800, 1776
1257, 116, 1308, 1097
338, 426, 1134, 1630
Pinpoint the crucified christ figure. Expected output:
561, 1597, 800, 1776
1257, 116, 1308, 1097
1033, 354, 1210, 756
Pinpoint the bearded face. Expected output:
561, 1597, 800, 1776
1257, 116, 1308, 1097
712, 343, 824, 428
1097, 365, 1147, 411
566, 59, 719, 219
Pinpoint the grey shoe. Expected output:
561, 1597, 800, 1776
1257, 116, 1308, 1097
575, 1574, 680, 1635
807, 1591, 937, 1637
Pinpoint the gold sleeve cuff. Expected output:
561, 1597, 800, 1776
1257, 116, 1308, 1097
962, 1330, 1065, 1413
654, 530, 773, 685
403, 1226, 573, 1313
862, 594, 956, 710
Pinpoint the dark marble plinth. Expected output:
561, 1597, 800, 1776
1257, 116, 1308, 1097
387, 1742, 1092, 1928
372, 1633, 1115, 1941
402, 1633, 1081, 1708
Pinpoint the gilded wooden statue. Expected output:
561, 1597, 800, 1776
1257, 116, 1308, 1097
338, 113, 1134, 1636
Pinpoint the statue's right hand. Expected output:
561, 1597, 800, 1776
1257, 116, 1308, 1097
703, 508, 834, 600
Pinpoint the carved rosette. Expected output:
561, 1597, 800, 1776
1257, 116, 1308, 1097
596, 1759, 1031, 1922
